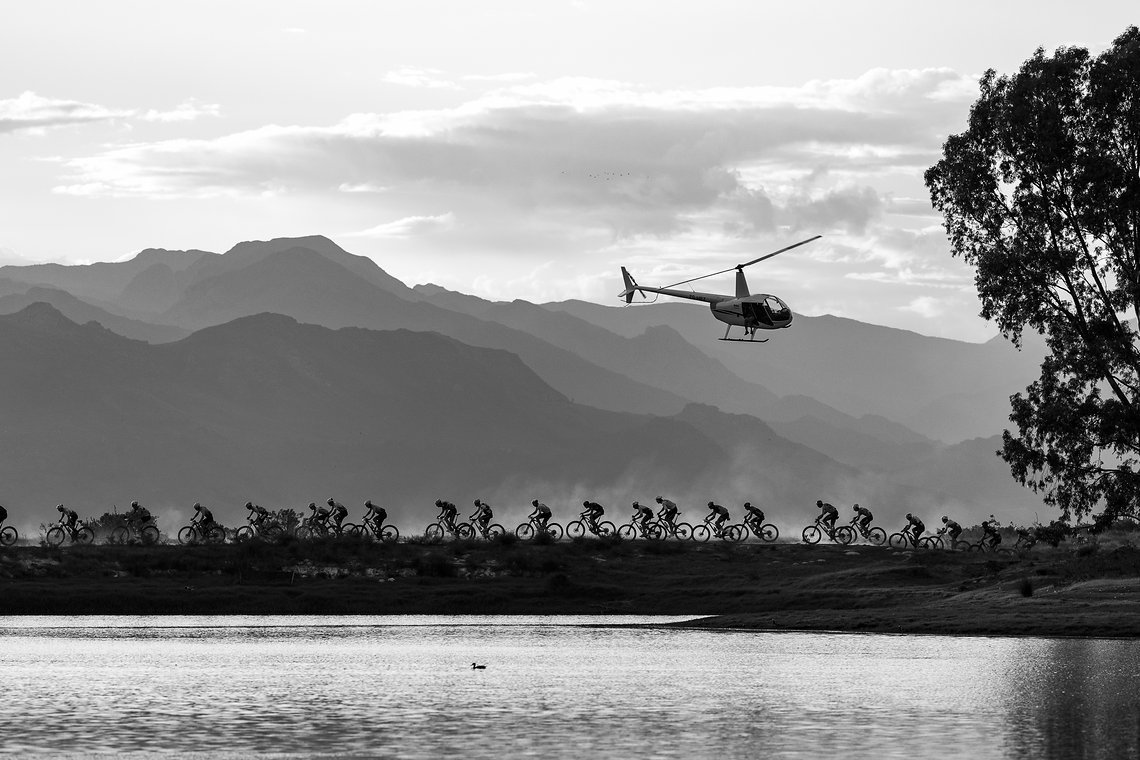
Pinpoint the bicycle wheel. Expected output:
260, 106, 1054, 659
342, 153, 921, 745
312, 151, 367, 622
109, 526, 130, 544
801, 525, 822, 545
756, 524, 776, 542
835, 526, 856, 545
887, 532, 910, 549
967, 542, 984, 553
516, 523, 535, 540
424, 523, 445, 543
617, 524, 637, 539
296, 526, 314, 540
567, 520, 586, 538
380, 526, 400, 543
46, 526, 66, 547
342, 523, 361, 537
597, 521, 616, 537
0, 525, 17, 546
918, 536, 941, 550
235, 526, 254, 543
141, 525, 160, 544
723, 524, 745, 542
487, 524, 506, 538
674, 522, 694, 541
867, 527, 887, 546
691, 524, 711, 543
545, 523, 564, 540
207, 525, 227, 544
457, 523, 476, 540
76, 527, 95, 545
177, 526, 197, 545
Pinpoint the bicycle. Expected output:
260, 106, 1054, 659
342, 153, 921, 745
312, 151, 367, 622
45, 521, 95, 547
565, 510, 616, 538
0, 524, 18, 546
936, 528, 970, 551
348, 519, 400, 543
848, 518, 886, 546
966, 534, 1014, 557
691, 520, 745, 543
617, 516, 662, 540
178, 521, 226, 545
887, 527, 942, 550
457, 518, 506, 540
515, 515, 564, 540
801, 518, 854, 545
109, 520, 161, 545
234, 520, 284, 542
424, 520, 464, 543
296, 516, 330, 540
653, 516, 694, 541
742, 517, 779, 543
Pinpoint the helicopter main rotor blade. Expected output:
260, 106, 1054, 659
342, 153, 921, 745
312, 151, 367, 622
734, 235, 822, 269
659, 235, 822, 290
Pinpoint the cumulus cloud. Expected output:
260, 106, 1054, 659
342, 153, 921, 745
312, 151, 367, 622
141, 100, 221, 123
0, 91, 131, 134
383, 67, 457, 89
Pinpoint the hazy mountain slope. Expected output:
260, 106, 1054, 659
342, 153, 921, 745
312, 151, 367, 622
0, 287, 188, 343
0, 304, 870, 528
545, 299, 1046, 442
0, 248, 215, 303
157, 247, 688, 416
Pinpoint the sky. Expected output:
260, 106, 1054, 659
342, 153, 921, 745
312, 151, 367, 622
0, 1, 1136, 341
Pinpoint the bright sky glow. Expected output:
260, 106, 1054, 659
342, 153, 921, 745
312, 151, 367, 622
0, 0, 1135, 340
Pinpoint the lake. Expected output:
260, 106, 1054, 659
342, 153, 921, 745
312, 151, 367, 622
0, 615, 1136, 758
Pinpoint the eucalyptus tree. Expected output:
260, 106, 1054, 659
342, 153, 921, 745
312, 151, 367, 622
925, 26, 1140, 521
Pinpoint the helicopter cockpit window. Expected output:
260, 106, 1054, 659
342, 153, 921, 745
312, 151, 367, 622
742, 301, 772, 326
765, 296, 791, 320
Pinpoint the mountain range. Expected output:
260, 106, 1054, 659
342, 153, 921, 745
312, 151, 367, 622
0, 235, 1050, 528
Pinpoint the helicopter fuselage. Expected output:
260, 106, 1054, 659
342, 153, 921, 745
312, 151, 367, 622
709, 294, 793, 330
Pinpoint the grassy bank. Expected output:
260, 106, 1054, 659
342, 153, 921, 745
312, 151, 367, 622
2, 535, 1140, 636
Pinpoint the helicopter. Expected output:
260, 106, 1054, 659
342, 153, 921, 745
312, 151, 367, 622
618, 235, 821, 342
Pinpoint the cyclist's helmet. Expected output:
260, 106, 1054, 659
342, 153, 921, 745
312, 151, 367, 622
632, 501, 640, 507
245, 501, 254, 509
327, 498, 335, 507
906, 512, 913, 519
816, 500, 823, 507
583, 500, 590, 507
473, 499, 482, 506
194, 503, 202, 511
366, 500, 374, 508
531, 499, 539, 506
435, 499, 443, 507
309, 502, 317, 510
655, 496, 663, 503
744, 502, 751, 508
131, 501, 140, 508
941, 515, 948, 523
708, 501, 715, 507
56, 504, 65, 512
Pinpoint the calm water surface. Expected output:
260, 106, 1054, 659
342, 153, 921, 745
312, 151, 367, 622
1, 615, 1137, 759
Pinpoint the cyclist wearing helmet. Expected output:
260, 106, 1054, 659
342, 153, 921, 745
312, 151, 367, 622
816, 500, 839, 531
905, 513, 925, 545
245, 501, 269, 527
655, 496, 678, 528
528, 499, 552, 531
56, 504, 79, 533
309, 501, 331, 526
705, 501, 730, 535
940, 515, 963, 543
471, 499, 493, 531
981, 516, 1002, 548
435, 500, 458, 530
632, 501, 653, 533
191, 502, 216, 531
327, 498, 349, 533
743, 501, 765, 528
365, 500, 387, 532
852, 503, 873, 533
582, 500, 604, 531
128, 500, 153, 528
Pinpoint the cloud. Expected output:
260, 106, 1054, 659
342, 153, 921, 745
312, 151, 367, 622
383, 67, 457, 89
899, 296, 948, 318
141, 100, 221, 123
348, 213, 456, 238
0, 91, 131, 134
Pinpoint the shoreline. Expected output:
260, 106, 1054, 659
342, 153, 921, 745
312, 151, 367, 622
2, 537, 1139, 638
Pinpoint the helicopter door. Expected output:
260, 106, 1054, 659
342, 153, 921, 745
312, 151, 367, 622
742, 301, 772, 326
764, 296, 791, 323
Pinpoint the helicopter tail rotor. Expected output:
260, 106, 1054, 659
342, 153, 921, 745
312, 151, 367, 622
619, 266, 640, 304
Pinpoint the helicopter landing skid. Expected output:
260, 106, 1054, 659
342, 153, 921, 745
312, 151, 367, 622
718, 337, 768, 343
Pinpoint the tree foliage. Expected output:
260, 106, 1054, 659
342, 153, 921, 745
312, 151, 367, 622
926, 27, 1140, 521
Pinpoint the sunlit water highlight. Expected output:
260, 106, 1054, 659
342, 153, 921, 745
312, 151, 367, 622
1, 616, 1137, 759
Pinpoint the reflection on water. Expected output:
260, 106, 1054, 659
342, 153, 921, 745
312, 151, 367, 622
0, 616, 1137, 759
